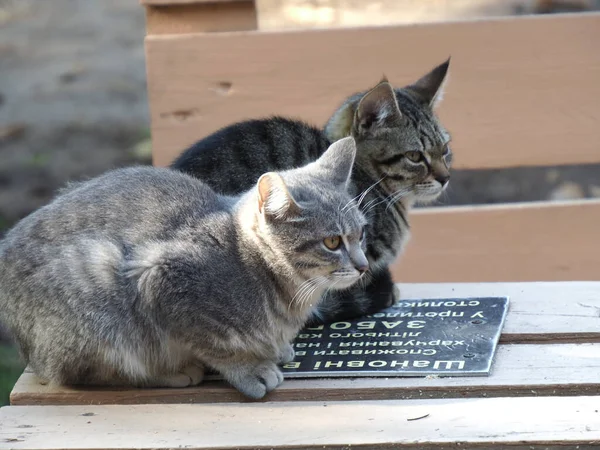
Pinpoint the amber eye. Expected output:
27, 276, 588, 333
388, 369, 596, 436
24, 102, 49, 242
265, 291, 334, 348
405, 151, 422, 163
323, 236, 342, 250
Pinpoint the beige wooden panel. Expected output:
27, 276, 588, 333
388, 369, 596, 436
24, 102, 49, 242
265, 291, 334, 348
400, 282, 600, 343
142, 0, 251, 5
145, 2, 257, 35
145, 13, 600, 168
392, 199, 600, 283
9, 343, 600, 405
2, 396, 599, 449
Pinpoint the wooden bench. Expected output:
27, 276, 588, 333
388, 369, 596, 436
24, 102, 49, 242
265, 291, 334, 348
2, 2, 600, 448
2, 282, 600, 448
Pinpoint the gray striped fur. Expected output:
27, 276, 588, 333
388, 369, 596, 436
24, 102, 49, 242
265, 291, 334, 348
0, 138, 367, 399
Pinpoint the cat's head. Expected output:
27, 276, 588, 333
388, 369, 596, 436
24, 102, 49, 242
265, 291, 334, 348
255, 136, 368, 293
324, 59, 453, 206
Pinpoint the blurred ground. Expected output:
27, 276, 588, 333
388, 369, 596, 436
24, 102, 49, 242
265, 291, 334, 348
0, 0, 599, 403
1, 0, 600, 232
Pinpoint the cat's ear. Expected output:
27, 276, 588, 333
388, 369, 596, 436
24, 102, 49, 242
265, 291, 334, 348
353, 79, 402, 137
408, 57, 450, 109
316, 136, 357, 188
257, 173, 300, 220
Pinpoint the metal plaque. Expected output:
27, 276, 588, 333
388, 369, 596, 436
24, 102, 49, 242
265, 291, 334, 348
281, 296, 509, 378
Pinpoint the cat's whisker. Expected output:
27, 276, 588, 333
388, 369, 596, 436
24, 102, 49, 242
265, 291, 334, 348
385, 188, 412, 212
342, 176, 387, 213
363, 187, 410, 214
298, 276, 328, 310
290, 277, 321, 311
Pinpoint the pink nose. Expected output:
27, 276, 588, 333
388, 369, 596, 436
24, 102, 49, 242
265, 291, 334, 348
356, 264, 369, 274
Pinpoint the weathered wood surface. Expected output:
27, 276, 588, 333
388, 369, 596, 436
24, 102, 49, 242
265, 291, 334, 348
393, 200, 600, 283
399, 282, 600, 343
10, 343, 600, 405
142, 0, 251, 5
9, 282, 600, 405
145, 13, 600, 168
145, 1, 257, 34
2, 396, 599, 449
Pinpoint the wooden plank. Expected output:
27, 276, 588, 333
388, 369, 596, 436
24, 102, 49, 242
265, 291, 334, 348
145, 1, 257, 35
401, 282, 600, 343
142, 0, 251, 5
145, 13, 600, 168
392, 200, 600, 284
2, 396, 599, 449
9, 343, 600, 406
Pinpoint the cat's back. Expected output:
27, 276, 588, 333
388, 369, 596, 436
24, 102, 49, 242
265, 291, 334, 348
171, 116, 330, 195
1, 166, 226, 250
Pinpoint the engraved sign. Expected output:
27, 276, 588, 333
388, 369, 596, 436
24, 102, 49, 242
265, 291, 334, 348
281, 296, 509, 378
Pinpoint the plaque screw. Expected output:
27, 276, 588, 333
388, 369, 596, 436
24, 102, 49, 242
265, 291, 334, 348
463, 353, 476, 358
471, 319, 484, 325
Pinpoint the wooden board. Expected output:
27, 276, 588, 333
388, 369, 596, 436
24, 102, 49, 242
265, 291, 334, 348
401, 282, 600, 343
142, 0, 251, 5
145, 13, 600, 169
2, 396, 599, 449
9, 343, 600, 405
145, 1, 257, 35
9, 281, 600, 405
392, 199, 600, 283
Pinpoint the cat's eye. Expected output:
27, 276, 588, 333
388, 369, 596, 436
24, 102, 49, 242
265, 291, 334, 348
323, 236, 342, 251
405, 151, 422, 163
442, 145, 452, 166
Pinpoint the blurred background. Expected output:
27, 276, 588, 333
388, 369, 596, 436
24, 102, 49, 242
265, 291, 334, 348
1, 0, 599, 405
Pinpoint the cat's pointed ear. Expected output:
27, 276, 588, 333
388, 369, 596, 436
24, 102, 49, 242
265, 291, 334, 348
353, 80, 402, 137
408, 57, 450, 109
316, 136, 357, 188
257, 172, 300, 220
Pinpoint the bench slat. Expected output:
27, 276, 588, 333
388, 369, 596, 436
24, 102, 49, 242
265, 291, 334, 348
142, 0, 250, 5
394, 202, 600, 283
145, 1, 257, 35
400, 281, 600, 343
2, 396, 599, 449
145, 13, 600, 169
10, 343, 600, 405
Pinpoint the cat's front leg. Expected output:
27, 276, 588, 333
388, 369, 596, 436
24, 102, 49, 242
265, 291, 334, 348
215, 360, 284, 399
277, 343, 295, 364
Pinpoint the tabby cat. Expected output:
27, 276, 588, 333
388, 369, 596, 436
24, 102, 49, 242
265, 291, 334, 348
0, 137, 367, 399
172, 59, 453, 325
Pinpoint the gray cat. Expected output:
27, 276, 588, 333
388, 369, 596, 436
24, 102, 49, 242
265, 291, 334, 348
0, 137, 367, 399
171, 59, 453, 325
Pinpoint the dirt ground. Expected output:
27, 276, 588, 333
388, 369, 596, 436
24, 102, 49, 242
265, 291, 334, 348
1, 0, 600, 234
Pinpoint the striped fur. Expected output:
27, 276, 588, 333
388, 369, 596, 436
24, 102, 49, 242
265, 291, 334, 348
171, 59, 453, 324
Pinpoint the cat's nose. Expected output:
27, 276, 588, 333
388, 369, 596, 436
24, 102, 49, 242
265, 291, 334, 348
435, 174, 450, 187
356, 264, 369, 275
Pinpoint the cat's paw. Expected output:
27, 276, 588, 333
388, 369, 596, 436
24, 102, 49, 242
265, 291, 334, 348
181, 362, 205, 386
154, 362, 204, 388
278, 343, 295, 364
157, 373, 196, 388
226, 361, 284, 399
